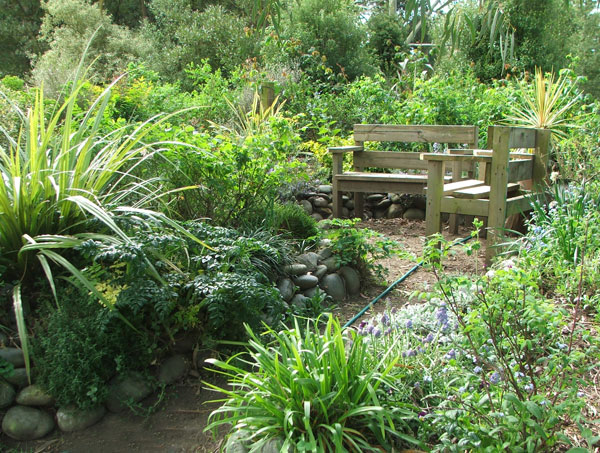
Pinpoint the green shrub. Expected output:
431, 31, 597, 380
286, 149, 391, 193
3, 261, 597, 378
272, 203, 318, 240
318, 218, 402, 282
33, 291, 153, 409
205, 316, 421, 451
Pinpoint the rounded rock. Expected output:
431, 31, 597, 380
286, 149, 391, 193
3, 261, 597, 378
310, 213, 323, 222
299, 199, 313, 215
320, 274, 346, 301
317, 185, 332, 194
321, 256, 339, 273
317, 247, 333, 261
366, 194, 385, 204
57, 405, 106, 432
4, 368, 29, 389
283, 264, 308, 276
277, 278, 295, 302
386, 203, 404, 219
313, 264, 328, 280
2, 406, 55, 440
158, 355, 188, 385
295, 253, 319, 272
105, 373, 153, 413
16, 385, 54, 407
0, 379, 16, 408
293, 275, 319, 290
0, 348, 25, 368
403, 208, 426, 220
312, 197, 329, 208
290, 294, 309, 311
339, 266, 361, 296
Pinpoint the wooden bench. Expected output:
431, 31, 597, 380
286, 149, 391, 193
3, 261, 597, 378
329, 125, 479, 218
422, 126, 551, 263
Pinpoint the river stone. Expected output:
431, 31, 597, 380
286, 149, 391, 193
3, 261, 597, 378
318, 247, 333, 261
4, 368, 29, 388
376, 198, 392, 210
296, 252, 319, 272
260, 437, 285, 453
387, 203, 404, 219
411, 194, 427, 210
299, 199, 313, 215
225, 431, 249, 453
313, 264, 328, 280
293, 275, 318, 290
290, 294, 309, 311
321, 256, 339, 273
366, 194, 385, 204
403, 208, 426, 220
158, 355, 188, 385
277, 278, 295, 302
57, 405, 106, 432
0, 379, 16, 408
344, 199, 355, 209
0, 348, 25, 368
339, 266, 361, 296
316, 207, 332, 217
303, 286, 319, 298
16, 385, 54, 406
2, 406, 55, 440
310, 213, 323, 222
283, 264, 308, 276
317, 184, 332, 194
374, 208, 387, 219
312, 197, 329, 208
105, 373, 153, 413
390, 193, 403, 203
320, 274, 345, 301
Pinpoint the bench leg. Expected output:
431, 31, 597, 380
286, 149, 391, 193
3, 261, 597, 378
354, 192, 364, 219
332, 180, 343, 218
425, 161, 444, 237
449, 214, 460, 234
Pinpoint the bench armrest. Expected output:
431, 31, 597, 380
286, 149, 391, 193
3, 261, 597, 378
328, 145, 364, 154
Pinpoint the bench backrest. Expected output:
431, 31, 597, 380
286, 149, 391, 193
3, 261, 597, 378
352, 124, 479, 171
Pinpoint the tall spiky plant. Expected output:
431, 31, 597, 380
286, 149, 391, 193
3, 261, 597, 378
506, 68, 581, 139
0, 49, 208, 381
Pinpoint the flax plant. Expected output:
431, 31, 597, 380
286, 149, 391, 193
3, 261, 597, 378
0, 71, 207, 381
506, 68, 581, 139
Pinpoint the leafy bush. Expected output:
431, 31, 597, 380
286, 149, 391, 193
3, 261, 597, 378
271, 203, 319, 240
205, 316, 421, 451
33, 291, 153, 409
318, 218, 402, 282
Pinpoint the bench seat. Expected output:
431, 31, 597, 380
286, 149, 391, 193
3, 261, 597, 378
334, 172, 452, 195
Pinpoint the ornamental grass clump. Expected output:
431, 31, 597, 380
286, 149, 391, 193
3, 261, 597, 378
205, 316, 422, 452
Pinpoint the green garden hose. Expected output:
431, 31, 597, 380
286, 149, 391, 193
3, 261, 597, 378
342, 234, 473, 329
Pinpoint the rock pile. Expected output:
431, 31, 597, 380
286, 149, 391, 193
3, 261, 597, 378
296, 185, 426, 221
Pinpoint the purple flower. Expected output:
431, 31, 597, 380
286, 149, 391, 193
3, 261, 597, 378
391, 307, 398, 314
524, 383, 534, 392
373, 328, 382, 338
384, 327, 392, 336
381, 313, 390, 326
358, 320, 367, 329
366, 325, 374, 335
444, 349, 456, 360
423, 375, 433, 383
423, 333, 434, 343
405, 320, 413, 329
473, 366, 483, 374
489, 372, 501, 384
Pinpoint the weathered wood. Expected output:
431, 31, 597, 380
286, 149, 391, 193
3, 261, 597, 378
452, 182, 520, 199
332, 152, 345, 217
507, 159, 534, 183
508, 127, 537, 149
506, 195, 535, 217
336, 172, 432, 183
439, 179, 486, 195
354, 124, 479, 145
329, 146, 364, 153
486, 127, 511, 264
353, 151, 429, 170
425, 161, 445, 237
440, 198, 490, 217
421, 153, 492, 163
532, 129, 551, 187
333, 178, 428, 195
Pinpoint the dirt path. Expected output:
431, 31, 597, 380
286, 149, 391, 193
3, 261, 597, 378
2, 219, 485, 453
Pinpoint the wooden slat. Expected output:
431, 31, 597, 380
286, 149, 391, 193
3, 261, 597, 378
329, 145, 363, 154
507, 159, 534, 183
354, 124, 478, 145
425, 161, 445, 237
440, 197, 489, 217
336, 180, 427, 195
441, 179, 485, 195
452, 182, 520, 199
353, 151, 428, 170
506, 195, 535, 216
474, 150, 534, 159
336, 172, 451, 183
421, 153, 492, 163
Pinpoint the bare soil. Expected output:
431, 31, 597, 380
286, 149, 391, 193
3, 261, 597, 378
1, 219, 486, 453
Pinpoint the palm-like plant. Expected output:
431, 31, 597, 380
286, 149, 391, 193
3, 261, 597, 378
506, 68, 582, 138
0, 70, 207, 381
